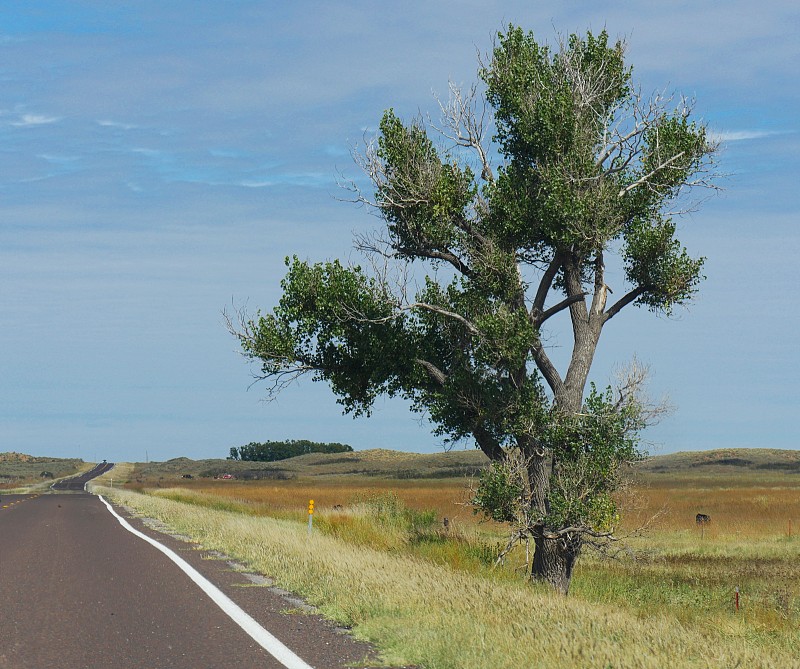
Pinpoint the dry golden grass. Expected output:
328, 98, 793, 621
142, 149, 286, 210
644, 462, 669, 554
97, 458, 800, 667
93, 483, 800, 669
620, 472, 800, 538
160, 477, 476, 520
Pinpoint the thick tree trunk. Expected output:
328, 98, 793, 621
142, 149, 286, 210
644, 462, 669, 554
522, 450, 583, 594
531, 532, 582, 595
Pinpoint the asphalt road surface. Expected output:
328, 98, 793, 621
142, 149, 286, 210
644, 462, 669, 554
0, 469, 383, 669
49, 461, 115, 491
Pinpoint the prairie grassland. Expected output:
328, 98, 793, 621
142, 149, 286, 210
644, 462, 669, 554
140, 477, 477, 520
94, 463, 800, 667
91, 479, 799, 669
568, 472, 800, 648
622, 474, 800, 536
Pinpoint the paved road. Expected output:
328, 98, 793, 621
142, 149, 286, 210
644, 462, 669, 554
0, 471, 381, 669
50, 461, 115, 491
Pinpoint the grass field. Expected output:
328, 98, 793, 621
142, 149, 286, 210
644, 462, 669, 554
83, 448, 800, 668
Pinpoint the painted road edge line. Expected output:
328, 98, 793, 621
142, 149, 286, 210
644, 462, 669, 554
97, 495, 315, 669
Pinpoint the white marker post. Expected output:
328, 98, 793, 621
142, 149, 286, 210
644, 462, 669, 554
307, 499, 314, 536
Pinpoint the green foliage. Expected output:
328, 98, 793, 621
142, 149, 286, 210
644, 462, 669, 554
472, 460, 525, 523
623, 218, 705, 313
484, 27, 629, 168
377, 110, 476, 258
233, 24, 716, 588
471, 384, 646, 533
228, 440, 353, 462
240, 256, 417, 415
544, 384, 645, 531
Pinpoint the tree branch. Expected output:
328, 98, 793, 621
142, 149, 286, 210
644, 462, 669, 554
530, 338, 565, 399
532, 253, 564, 316
433, 81, 495, 183
409, 302, 481, 336
416, 358, 448, 386
534, 293, 588, 327
539, 525, 615, 540
473, 423, 505, 461
589, 252, 608, 317
603, 285, 649, 322
618, 151, 686, 198
398, 246, 475, 278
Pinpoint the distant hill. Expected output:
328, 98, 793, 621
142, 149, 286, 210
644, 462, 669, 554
636, 448, 800, 474
132, 447, 800, 482
0, 452, 85, 485
132, 449, 491, 481
7, 447, 799, 484
0, 451, 47, 463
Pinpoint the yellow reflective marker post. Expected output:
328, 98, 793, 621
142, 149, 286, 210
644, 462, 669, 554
307, 499, 314, 535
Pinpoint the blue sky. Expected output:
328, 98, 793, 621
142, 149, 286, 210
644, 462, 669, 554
1, 1, 797, 462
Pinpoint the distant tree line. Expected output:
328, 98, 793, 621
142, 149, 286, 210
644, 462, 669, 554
227, 440, 353, 462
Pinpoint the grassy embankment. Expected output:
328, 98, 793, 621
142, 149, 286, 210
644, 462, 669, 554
90, 449, 800, 668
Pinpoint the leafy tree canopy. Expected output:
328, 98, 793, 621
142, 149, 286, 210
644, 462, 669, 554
229, 26, 717, 593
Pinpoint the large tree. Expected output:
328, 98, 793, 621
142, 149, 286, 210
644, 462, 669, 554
229, 27, 717, 594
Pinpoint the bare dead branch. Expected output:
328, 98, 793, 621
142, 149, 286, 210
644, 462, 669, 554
432, 81, 495, 183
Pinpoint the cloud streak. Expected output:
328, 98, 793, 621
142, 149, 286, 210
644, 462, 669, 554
10, 113, 61, 126
710, 129, 789, 142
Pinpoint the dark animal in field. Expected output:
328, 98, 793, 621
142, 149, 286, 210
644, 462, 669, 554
40, 471, 54, 479
182, 474, 194, 479
695, 513, 711, 525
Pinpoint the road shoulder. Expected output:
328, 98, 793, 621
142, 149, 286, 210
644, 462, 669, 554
100, 496, 393, 669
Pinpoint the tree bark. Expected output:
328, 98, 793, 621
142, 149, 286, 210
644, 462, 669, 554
524, 448, 550, 517
531, 531, 582, 595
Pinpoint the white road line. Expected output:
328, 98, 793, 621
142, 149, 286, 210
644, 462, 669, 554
97, 495, 315, 669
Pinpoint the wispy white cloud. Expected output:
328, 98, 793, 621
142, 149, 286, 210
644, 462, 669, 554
130, 147, 163, 156
11, 113, 60, 126
97, 119, 138, 130
237, 180, 273, 188
237, 173, 328, 189
710, 129, 788, 142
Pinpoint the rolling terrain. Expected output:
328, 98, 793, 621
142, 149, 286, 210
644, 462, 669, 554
119, 446, 800, 488
5, 447, 799, 667
6, 447, 799, 484
85, 448, 800, 669
0, 452, 87, 491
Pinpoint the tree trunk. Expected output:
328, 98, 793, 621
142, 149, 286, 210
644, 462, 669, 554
524, 446, 550, 515
525, 441, 583, 595
531, 532, 582, 595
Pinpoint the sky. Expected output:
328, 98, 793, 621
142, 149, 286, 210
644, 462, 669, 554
1, 1, 797, 463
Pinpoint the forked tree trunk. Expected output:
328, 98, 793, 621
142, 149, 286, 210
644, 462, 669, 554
531, 533, 582, 595
527, 270, 599, 595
